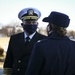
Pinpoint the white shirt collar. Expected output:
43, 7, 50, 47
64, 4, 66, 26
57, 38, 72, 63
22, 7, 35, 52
24, 31, 36, 40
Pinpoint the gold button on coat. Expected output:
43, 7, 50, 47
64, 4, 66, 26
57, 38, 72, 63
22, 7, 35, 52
17, 69, 20, 71
18, 60, 21, 63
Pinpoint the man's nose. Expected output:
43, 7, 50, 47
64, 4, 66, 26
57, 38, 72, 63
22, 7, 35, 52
30, 22, 33, 24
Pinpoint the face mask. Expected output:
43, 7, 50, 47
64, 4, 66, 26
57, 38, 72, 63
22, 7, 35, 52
22, 24, 38, 34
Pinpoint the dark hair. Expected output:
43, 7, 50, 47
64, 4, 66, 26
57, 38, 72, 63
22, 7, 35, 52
51, 24, 67, 37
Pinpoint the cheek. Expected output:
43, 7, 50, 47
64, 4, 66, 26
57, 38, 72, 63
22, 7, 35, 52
22, 20, 26, 24
34, 22, 38, 25
36, 22, 38, 24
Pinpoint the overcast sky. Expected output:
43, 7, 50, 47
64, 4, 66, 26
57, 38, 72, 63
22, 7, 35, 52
0, 0, 75, 30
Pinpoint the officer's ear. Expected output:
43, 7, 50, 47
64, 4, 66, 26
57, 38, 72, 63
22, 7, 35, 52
21, 23, 23, 26
37, 22, 38, 25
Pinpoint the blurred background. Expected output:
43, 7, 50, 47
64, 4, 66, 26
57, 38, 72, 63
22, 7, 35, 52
0, 0, 75, 75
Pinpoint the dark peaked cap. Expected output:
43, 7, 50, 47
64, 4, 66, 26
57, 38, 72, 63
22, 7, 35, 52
42, 11, 70, 28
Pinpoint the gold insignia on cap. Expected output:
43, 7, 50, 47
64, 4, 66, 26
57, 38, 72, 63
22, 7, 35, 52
27, 9, 34, 15
21, 16, 38, 20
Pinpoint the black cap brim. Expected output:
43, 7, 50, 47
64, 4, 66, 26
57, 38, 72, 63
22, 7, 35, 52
42, 17, 50, 22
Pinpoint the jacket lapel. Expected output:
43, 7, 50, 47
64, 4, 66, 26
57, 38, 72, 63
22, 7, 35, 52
17, 32, 27, 59
18, 32, 42, 59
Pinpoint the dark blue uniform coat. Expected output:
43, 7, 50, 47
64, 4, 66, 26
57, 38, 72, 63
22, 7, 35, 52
25, 32, 75, 75
3, 32, 47, 75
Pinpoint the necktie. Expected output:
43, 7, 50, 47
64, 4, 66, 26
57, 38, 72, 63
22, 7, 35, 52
25, 37, 30, 46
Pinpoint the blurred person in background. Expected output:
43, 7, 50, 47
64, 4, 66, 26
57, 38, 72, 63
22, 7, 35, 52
3, 7, 47, 75
0, 47, 4, 61
25, 11, 75, 75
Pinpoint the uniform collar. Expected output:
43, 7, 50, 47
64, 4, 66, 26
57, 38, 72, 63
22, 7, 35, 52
48, 32, 70, 40
24, 31, 36, 39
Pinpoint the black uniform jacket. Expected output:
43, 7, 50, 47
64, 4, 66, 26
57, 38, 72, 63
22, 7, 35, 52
3, 32, 47, 75
25, 32, 75, 75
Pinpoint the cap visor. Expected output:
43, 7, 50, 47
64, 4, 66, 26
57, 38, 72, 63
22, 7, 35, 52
42, 17, 49, 22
